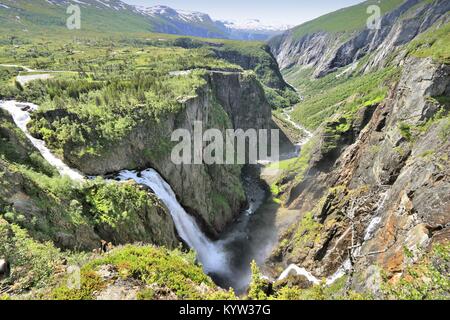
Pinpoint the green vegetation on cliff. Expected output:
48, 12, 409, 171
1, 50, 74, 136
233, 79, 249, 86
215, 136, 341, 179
27, 67, 208, 158
0, 109, 178, 251
0, 224, 234, 300
0, 30, 293, 157
287, 0, 405, 41
0, 217, 68, 293
407, 22, 450, 64
284, 66, 398, 130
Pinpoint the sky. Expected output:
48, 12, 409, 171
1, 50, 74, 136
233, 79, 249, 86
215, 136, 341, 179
122, 0, 366, 26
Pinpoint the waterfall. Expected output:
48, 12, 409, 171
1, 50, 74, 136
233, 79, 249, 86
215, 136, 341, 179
0, 100, 227, 277
363, 189, 389, 241
116, 170, 227, 275
278, 259, 352, 286
0, 100, 84, 181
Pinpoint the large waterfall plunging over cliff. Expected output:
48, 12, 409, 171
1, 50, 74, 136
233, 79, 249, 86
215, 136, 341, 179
116, 169, 227, 275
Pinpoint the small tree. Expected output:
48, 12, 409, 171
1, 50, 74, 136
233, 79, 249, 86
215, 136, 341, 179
248, 260, 268, 300
14, 80, 23, 92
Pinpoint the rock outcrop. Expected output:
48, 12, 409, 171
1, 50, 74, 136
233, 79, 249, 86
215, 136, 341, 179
212, 45, 289, 90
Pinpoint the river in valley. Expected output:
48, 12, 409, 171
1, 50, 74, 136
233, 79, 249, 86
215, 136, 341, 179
211, 165, 277, 293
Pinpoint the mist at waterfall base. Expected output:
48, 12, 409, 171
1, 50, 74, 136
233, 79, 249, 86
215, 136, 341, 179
212, 166, 276, 293
116, 167, 277, 294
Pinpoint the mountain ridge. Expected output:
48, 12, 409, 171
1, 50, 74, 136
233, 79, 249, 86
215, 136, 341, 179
0, 0, 288, 40
269, 0, 449, 76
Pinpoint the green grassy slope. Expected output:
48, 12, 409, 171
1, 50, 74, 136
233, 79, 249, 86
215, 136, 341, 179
0, 0, 229, 37
406, 20, 450, 64
284, 66, 398, 130
0, 0, 156, 34
290, 0, 406, 40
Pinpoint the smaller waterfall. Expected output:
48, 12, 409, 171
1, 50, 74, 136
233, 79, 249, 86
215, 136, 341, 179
280, 107, 313, 159
116, 170, 228, 276
0, 100, 84, 181
363, 190, 389, 241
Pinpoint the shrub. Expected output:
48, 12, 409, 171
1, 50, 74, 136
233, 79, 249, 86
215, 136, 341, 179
0, 218, 63, 292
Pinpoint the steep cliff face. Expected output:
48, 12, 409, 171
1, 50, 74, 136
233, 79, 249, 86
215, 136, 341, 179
173, 39, 291, 91
270, 0, 450, 77
266, 0, 450, 296
40, 71, 272, 237
212, 45, 289, 90
269, 56, 450, 293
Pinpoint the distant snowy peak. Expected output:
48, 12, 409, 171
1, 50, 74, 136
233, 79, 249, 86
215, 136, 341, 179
135, 4, 289, 34
221, 19, 292, 32
137, 5, 213, 24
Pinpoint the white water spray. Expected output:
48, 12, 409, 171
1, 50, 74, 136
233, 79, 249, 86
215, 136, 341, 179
116, 169, 227, 275
0, 100, 84, 181
278, 259, 352, 286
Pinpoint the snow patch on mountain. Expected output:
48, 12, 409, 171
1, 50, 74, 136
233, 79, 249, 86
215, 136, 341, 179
135, 4, 290, 37
136, 5, 213, 24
